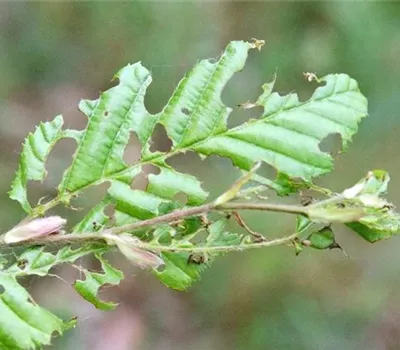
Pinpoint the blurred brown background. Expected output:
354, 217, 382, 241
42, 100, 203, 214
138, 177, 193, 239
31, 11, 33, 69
1, 2, 400, 350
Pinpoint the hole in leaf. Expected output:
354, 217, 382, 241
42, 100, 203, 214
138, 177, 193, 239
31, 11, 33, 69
92, 221, 101, 231
181, 107, 191, 115
104, 205, 115, 221
61, 182, 111, 229
131, 164, 160, 191
122, 133, 141, 165
51, 329, 63, 339
43, 83, 89, 130
143, 63, 189, 114
31, 138, 78, 207
222, 61, 265, 129
258, 162, 278, 181
155, 263, 166, 272
319, 133, 343, 157
167, 152, 238, 198
227, 105, 263, 129
0, 284, 4, 294
149, 124, 172, 153
173, 192, 188, 206
190, 229, 208, 244
17, 259, 28, 270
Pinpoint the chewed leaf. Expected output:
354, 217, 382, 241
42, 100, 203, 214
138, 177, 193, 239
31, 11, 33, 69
194, 73, 368, 181
5, 39, 376, 347
9, 115, 64, 212
74, 255, 123, 310
72, 199, 112, 233
58, 63, 154, 195
159, 41, 253, 148
5, 244, 108, 277
154, 219, 241, 290
154, 251, 209, 291
337, 171, 400, 242
347, 210, 400, 243
0, 275, 73, 349
147, 166, 209, 206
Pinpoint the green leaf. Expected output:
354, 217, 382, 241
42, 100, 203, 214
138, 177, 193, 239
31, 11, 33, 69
147, 166, 208, 206
72, 199, 112, 233
5, 244, 108, 278
0, 274, 73, 349
74, 255, 123, 310
346, 211, 400, 243
250, 172, 307, 197
9, 116, 64, 213
205, 218, 242, 247
309, 226, 338, 250
340, 170, 400, 242
154, 218, 241, 290
8, 41, 369, 286
194, 73, 367, 181
154, 251, 208, 291
5, 39, 374, 343
296, 215, 313, 234
11, 40, 367, 229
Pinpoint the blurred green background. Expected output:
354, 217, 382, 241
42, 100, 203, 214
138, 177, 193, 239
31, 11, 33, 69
1, 2, 400, 349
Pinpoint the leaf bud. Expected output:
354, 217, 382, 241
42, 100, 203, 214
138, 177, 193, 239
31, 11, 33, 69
4, 216, 66, 244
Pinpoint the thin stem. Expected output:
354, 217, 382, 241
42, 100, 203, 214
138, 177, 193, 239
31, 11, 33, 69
307, 194, 345, 208
218, 202, 308, 215
104, 203, 214, 235
0, 232, 104, 248
232, 211, 266, 242
103, 202, 307, 236
134, 233, 298, 253
0, 201, 307, 249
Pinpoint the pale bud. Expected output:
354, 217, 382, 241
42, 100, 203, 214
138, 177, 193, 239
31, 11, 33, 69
111, 234, 164, 270
4, 216, 66, 244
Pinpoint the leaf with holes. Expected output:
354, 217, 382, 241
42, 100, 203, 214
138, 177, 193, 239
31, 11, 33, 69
9, 116, 64, 213
154, 218, 242, 290
0, 275, 74, 349
2, 39, 379, 349
74, 255, 124, 310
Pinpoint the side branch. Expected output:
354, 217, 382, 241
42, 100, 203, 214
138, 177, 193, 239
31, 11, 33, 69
0, 201, 308, 249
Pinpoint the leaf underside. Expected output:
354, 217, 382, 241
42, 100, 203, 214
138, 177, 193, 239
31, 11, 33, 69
2, 40, 370, 349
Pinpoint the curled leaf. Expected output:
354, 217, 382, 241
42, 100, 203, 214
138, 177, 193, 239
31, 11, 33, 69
343, 170, 390, 199
3, 216, 66, 244
358, 194, 389, 208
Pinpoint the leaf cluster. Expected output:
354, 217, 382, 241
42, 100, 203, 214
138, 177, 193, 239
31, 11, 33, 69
0, 40, 398, 349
